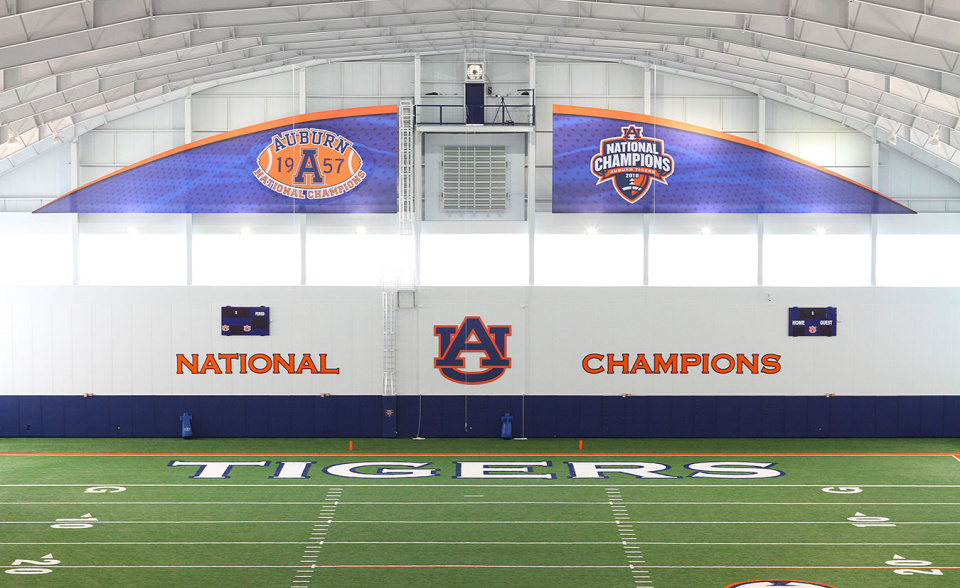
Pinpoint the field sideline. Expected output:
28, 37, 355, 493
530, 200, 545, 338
0, 437, 957, 587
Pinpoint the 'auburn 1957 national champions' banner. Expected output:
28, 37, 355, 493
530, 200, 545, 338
37, 106, 398, 214
552, 105, 913, 214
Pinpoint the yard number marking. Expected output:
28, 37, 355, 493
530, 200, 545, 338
51, 514, 97, 529
848, 513, 895, 527
886, 554, 944, 576
4, 554, 60, 575
84, 486, 126, 493
822, 487, 862, 494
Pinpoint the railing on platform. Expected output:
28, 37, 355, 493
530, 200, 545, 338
416, 90, 535, 127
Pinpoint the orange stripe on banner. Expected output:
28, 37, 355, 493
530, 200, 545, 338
0, 452, 954, 457
552, 104, 905, 206
36, 104, 397, 211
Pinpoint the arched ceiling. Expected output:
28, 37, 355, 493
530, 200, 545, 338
2, 0, 960, 182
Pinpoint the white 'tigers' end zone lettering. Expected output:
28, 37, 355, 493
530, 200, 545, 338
455, 461, 556, 479
685, 462, 785, 479
566, 462, 680, 479
166, 460, 785, 480
323, 462, 439, 479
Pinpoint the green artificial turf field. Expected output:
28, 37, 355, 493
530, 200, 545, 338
0, 437, 957, 587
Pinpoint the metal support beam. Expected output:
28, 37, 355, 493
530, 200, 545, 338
298, 65, 306, 115
758, 96, 766, 144
528, 54, 537, 286
757, 214, 764, 286
185, 213, 193, 286
71, 213, 79, 286
643, 67, 652, 116
183, 91, 192, 145
870, 214, 878, 286
643, 213, 650, 286
299, 214, 307, 286
414, 53, 421, 106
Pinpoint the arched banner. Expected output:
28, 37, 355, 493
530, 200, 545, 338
36, 105, 397, 214
552, 105, 913, 214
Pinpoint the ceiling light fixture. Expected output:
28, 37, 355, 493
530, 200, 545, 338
928, 126, 941, 147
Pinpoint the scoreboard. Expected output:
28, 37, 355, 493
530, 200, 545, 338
789, 307, 836, 337
221, 306, 270, 336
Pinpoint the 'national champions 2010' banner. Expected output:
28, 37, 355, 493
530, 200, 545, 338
552, 105, 914, 214
36, 105, 398, 214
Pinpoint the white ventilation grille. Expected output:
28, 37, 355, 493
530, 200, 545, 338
442, 146, 508, 211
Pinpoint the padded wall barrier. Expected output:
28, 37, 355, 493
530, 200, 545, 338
0, 395, 957, 438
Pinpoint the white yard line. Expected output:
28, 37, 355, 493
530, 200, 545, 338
2, 540, 959, 546
3, 519, 960, 525
2, 500, 959, 506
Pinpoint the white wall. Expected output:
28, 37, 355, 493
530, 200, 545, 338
0, 287, 381, 397
2, 285, 957, 398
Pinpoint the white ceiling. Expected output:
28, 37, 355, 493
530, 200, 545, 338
2, 0, 960, 181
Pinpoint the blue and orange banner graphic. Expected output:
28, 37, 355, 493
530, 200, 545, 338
36, 105, 398, 214
553, 105, 914, 214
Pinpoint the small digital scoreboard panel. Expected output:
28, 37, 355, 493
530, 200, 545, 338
221, 306, 269, 336
789, 307, 836, 337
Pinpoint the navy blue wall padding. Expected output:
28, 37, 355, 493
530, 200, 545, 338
851, 397, 876, 438
0, 396, 19, 437
85, 396, 111, 437
528, 396, 554, 438
645, 397, 672, 437
440, 395, 464, 437
738, 397, 763, 437
898, 397, 922, 437
579, 396, 603, 437
715, 398, 739, 437
130, 396, 156, 437
245, 397, 270, 437
382, 396, 397, 438
196, 396, 225, 437
829, 396, 854, 438
760, 397, 785, 437
875, 397, 900, 437
19, 395, 41, 436
668, 397, 693, 437
0, 394, 958, 438
62, 396, 86, 437
110, 396, 133, 437
40, 396, 65, 437
554, 397, 580, 438
944, 397, 960, 437
920, 396, 945, 437
359, 397, 381, 437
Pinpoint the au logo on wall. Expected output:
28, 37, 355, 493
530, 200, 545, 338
36, 105, 397, 214
434, 316, 512, 385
